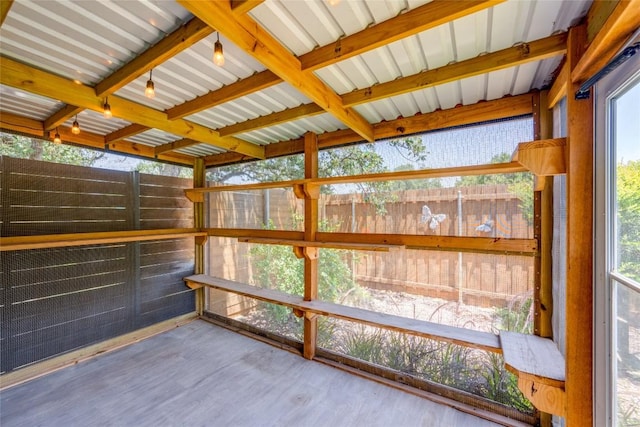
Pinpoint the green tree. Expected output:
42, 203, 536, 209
250, 218, 358, 330
136, 160, 193, 178
0, 133, 103, 166
208, 136, 428, 214
456, 152, 534, 224
617, 160, 640, 281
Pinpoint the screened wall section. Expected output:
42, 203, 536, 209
203, 117, 540, 424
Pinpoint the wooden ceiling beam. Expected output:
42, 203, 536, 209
1, 0, 14, 27
154, 138, 201, 155
42, 17, 213, 138
343, 33, 567, 106
1, 110, 44, 135
166, 0, 505, 124
203, 92, 535, 167
43, 104, 84, 131
548, 60, 568, 109
572, 0, 640, 83
300, 0, 505, 72
231, 0, 264, 15
166, 0, 505, 126
95, 17, 214, 97
104, 123, 150, 144
218, 103, 325, 137
0, 110, 193, 165
1, 56, 265, 159
179, 0, 374, 143
105, 139, 195, 165
166, 70, 280, 120
216, 34, 564, 137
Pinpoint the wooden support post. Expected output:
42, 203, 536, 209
194, 158, 206, 316
303, 132, 319, 360
533, 90, 554, 340
533, 89, 556, 427
565, 24, 593, 426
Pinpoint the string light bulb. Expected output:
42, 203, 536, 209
103, 97, 112, 118
53, 128, 61, 144
145, 69, 155, 98
71, 115, 80, 135
213, 33, 224, 66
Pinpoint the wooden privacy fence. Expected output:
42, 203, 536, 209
0, 157, 195, 373
207, 185, 534, 309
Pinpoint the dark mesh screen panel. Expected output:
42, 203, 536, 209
0, 157, 195, 373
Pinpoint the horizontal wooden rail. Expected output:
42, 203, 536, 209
0, 228, 207, 251
207, 228, 538, 255
237, 237, 404, 252
184, 274, 502, 353
185, 161, 530, 202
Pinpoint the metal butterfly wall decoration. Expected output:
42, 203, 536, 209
420, 204, 446, 230
475, 218, 494, 233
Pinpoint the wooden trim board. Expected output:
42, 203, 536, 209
0, 313, 198, 391
0, 228, 207, 251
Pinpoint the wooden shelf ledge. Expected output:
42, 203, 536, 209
0, 228, 207, 251
237, 237, 404, 252
207, 229, 538, 255
185, 161, 529, 201
512, 137, 566, 177
184, 274, 502, 353
500, 331, 566, 416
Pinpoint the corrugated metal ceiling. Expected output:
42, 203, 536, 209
0, 0, 592, 162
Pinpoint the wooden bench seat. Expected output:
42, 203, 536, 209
186, 274, 568, 416
184, 274, 501, 352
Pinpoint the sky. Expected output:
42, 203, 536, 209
616, 78, 640, 164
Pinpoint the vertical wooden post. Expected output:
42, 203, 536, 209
565, 24, 593, 426
533, 90, 554, 340
193, 158, 206, 316
532, 91, 555, 427
303, 132, 319, 360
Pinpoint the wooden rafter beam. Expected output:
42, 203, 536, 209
166, 0, 506, 124
300, 0, 505, 72
572, 0, 640, 83
42, 17, 213, 137
586, 0, 620, 44
1, 110, 44, 135
0, 110, 194, 165
204, 92, 535, 167
166, 70, 280, 120
104, 123, 150, 143
1, 56, 265, 159
105, 138, 195, 165
0, 0, 13, 27
95, 17, 214, 97
179, 0, 374, 142
224, 33, 565, 136
218, 103, 325, 137
231, 0, 264, 15
43, 104, 84, 132
548, 60, 568, 109
343, 33, 567, 106
154, 138, 200, 155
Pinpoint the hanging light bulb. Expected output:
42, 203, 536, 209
213, 33, 224, 66
103, 97, 112, 118
71, 115, 80, 134
53, 128, 62, 144
145, 69, 155, 98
